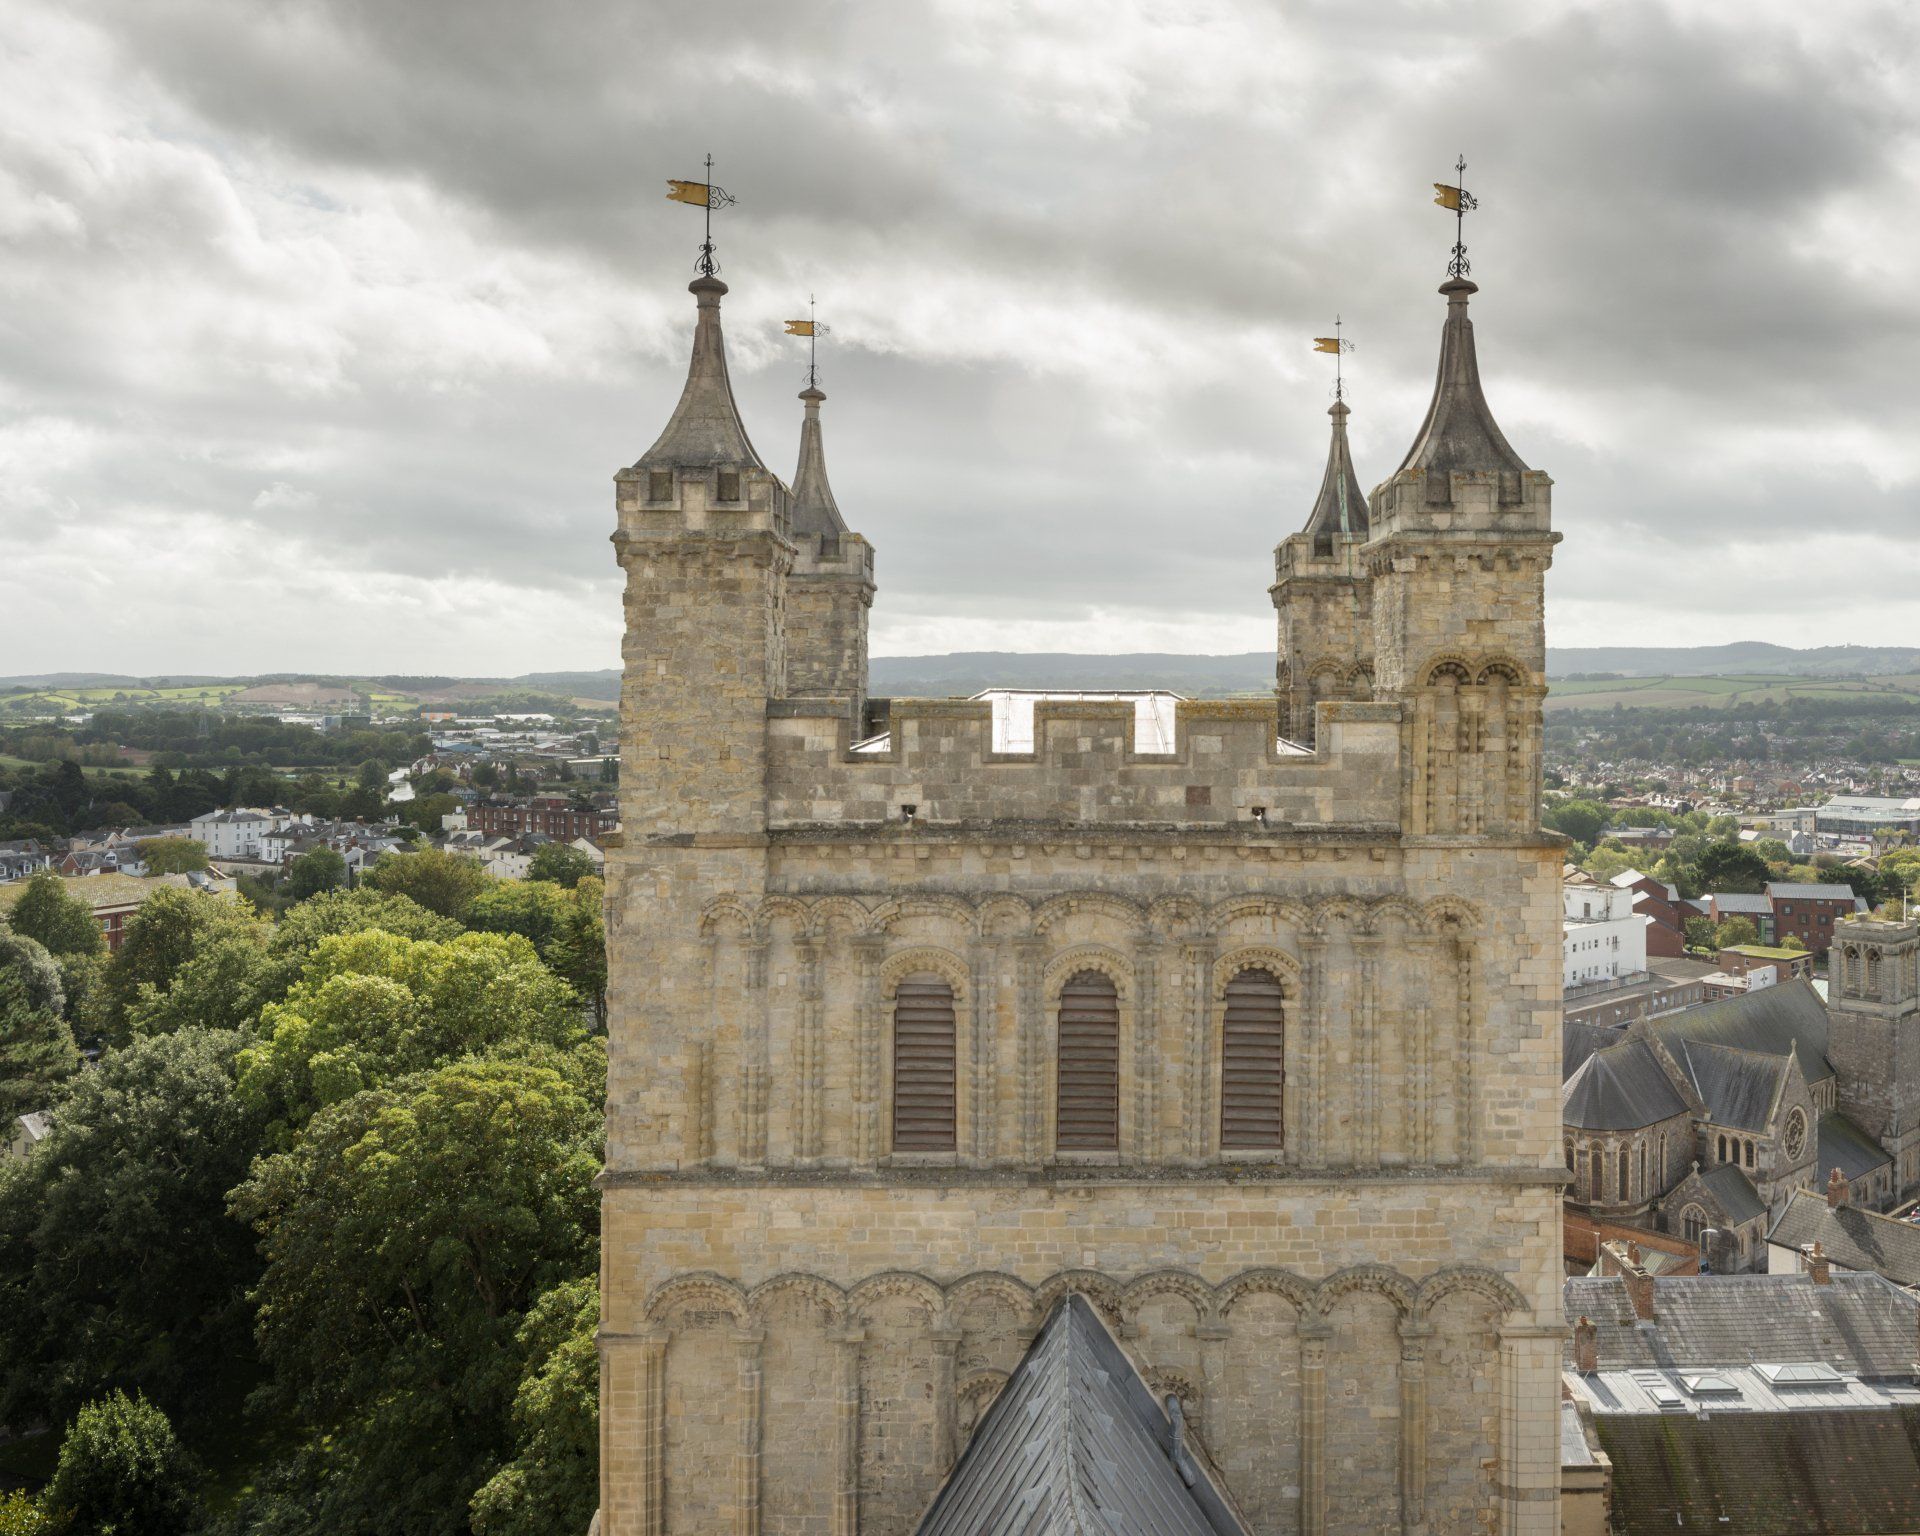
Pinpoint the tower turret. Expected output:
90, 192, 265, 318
1272, 398, 1374, 745
785, 383, 876, 724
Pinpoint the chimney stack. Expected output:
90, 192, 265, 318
1804, 1240, 1831, 1285
1573, 1315, 1599, 1374
1827, 1167, 1849, 1209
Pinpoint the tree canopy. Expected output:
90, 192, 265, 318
43, 1390, 204, 1536
5, 871, 104, 959
361, 848, 492, 922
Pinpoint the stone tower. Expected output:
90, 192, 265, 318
600, 260, 1566, 1536
1828, 917, 1920, 1198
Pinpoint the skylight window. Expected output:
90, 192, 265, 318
1681, 1374, 1739, 1396
1756, 1362, 1844, 1386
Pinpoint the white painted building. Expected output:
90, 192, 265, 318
187, 808, 287, 859
1564, 873, 1648, 988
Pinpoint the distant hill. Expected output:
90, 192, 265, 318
1543, 643, 1920, 678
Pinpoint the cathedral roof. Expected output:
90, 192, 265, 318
914, 1294, 1249, 1536
635, 275, 766, 470
1303, 399, 1369, 554
1393, 277, 1529, 477
790, 385, 849, 540
1561, 1039, 1688, 1131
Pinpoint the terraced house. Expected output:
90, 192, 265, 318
598, 257, 1567, 1534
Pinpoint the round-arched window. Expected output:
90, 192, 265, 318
1784, 1107, 1808, 1162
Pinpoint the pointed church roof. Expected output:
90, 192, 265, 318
635, 275, 765, 470
914, 1294, 1250, 1536
1303, 398, 1370, 554
790, 385, 849, 539
1394, 277, 1529, 477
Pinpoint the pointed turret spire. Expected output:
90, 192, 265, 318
1303, 397, 1370, 555
1394, 277, 1529, 477
790, 384, 848, 541
636, 276, 765, 469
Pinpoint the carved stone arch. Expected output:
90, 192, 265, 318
848, 1270, 948, 1324
1217, 1267, 1315, 1319
1147, 896, 1203, 940
944, 1271, 1038, 1330
878, 946, 972, 1001
1421, 896, 1483, 936
1307, 898, 1365, 937
1362, 896, 1426, 936
1033, 1269, 1124, 1323
1032, 891, 1148, 938
806, 896, 871, 941
1414, 1266, 1531, 1323
645, 1272, 750, 1329
698, 896, 755, 938
975, 894, 1035, 941
1422, 654, 1475, 688
1144, 1367, 1205, 1418
754, 894, 811, 942
1346, 661, 1375, 691
1309, 1264, 1415, 1321
1211, 946, 1302, 1000
1306, 657, 1347, 689
747, 1272, 848, 1328
869, 893, 979, 939
1042, 945, 1134, 1002
956, 1371, 1010, 1433
1121, 1269, 1218, 1327
1475, 656, 1527, 687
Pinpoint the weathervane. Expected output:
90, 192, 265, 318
784, 296, 832, 388
1312, 317, 1355, 400
667, 154, 737, 277
1433, 154, 1479, 278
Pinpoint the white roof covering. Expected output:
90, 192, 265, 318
972, 689, 1182, 755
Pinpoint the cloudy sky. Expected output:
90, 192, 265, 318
2, 0, 1916, 676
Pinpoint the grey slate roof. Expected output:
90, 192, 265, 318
1563, 1271, 1920, 1375
914, 1294, 1249, 1536
635, 276, 767, 470
1594, 1407, 1920, 1536
1768, 1189, 1920, 1286
1562, 1020, 1626, 1080
1301, 400, 1369, 554
1766, 882, 1859, 901
789, 386, 849, 540
1819, 1111, 1893, 1184
1561, 1040, 1688, 1130
1393, 278, 1530, 476
1641, 980, 1833, 1087
1709, 892, 1772, 915
1673, 1040, 1783, 1133
1696, 1162, 1767, 1226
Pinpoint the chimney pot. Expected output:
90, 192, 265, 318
1804, 1240, 1831, 1285
1827, 1167, 1849, 1209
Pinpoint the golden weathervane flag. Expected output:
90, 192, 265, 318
785, 320, 817, 336
667, 179, 715, 207
1313, 337, 1343, 354
1433, 182, 1467, 211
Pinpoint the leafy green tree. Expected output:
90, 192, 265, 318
1714, 916, 1760, 949
469, 1278, 599, 1536
5, 872, 104, 959
266, 887, 463, 960
1751, 838, 1792, 866
0, 963, 79, 1124
1779, 933, 1808, 953
397, 792, 460, 834
355, 759, 386, 792
1684, 916, 1718, 953
137, 837, 208, 876
1545, 799, 1610, 847
1696, 841, 1771, 895
1581, 846, 1637, 885
469, 878, 606, 1029
0, 927, 64, 1016
103, 891, 271, 1044
0, 1030, 265, 1428
361, 848, 491, 922
284, 847, 348, 902
472, 762, 500, 791
526, 842, 596, 889
43, 1390, 203, 1536
237, 929, 584, 1135
232, 1059, 601, 1536
0, 1491, 51, 1536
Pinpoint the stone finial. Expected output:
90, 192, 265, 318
790, 384, 849, 542
1827, 1166, 1850, 1209
1804, 1240, 1831, 1285
1573, 1315, 1598, 1374
635, 275, 766, 471
1392, 276, 1530, 477
1301, 397, 1371, 555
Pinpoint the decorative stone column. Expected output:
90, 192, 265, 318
601, 1329, 668, 1536
1398, 1319, 1432, 1530
971, 945, 994, 1166
1015, 938, 1045, 1162
733, 1328, 765, 1536
853, 937, 884, 1164
1356, 935, 1381, 1169
1455, 940, 1478, 1166
743, 943, 769, 1165
931, 1324, 966, 1467
1496, 1322, 1564, 1536
1184, 940, 1216, 1162
795, 940, 822, 1163
1132, 936, 1160, 1163
828, 1326, 865, 1536
1300, 1322, 1331, 1536
1195, 1320, 1231, 1443
1302, 937, 1329, 1168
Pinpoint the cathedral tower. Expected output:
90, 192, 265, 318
1828, 917, 1920, 1198
784, 384, 875, 725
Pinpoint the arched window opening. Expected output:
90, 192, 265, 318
1618, 1145, 1631, 1202
1682, 1206, 1706, 1245
1056, 970, 1120, 1151
892, 974, 956, 1152
1717, 1134, 1727, 1164
1744, 1139, 1755, 1169
1220, 967, 1285, 1149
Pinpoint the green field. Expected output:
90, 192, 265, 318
0, 683, 248, 713
1544, 672, 1920, 712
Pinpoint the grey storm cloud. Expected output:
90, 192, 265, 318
0, 0, 1916, 674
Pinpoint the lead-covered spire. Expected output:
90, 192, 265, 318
635, 275, 765, 470
1394, 277, 1529, 477
1303, 398, 1370, 555
790, 385, 848, 540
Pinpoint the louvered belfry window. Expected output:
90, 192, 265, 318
1056, 970, 1120, 1151
892, 975, 957, 1152
1220, 967, 1285, 1149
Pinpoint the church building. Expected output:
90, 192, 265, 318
598, 246, 1567, 1533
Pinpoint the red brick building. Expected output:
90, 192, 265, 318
1766, 882, 1862, 957
467, 796, 616, 841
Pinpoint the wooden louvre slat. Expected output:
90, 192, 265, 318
892, 976, 957, 1151
1220, 968, 1285, 1149
1056, 970, 1120, 1151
